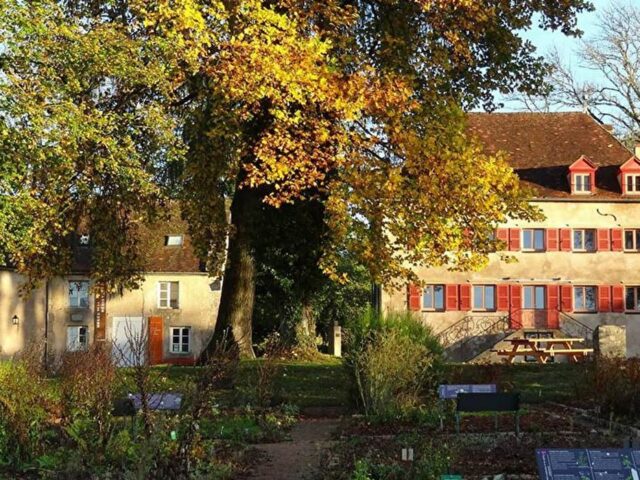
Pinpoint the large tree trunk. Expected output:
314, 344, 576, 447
205, 187, 258, 359
295, 297, 317, 353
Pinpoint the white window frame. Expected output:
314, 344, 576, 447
573, 286, 597, 313
165, 235, 184, 246
573, 173, 592, 194
472, 285, 496, 311
170, 327, 192, 354
422, 285, 444, 311
69, 280, 90, 309
523, 285, 546, 310
157, 281, 180, 309
67, 325, 88, 351
626, 287, 640, 312
572, 229, 596, 252
522, 228, 545, 252
626, 174, 640, 194
624, 229, 640, 252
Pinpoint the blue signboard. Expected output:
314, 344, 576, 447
536, 449, 640, 480
438, 384, 497, 400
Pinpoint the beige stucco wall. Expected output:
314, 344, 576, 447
0, 271, 220, 361
0, 270, 47, 359
381, 200, 640, 357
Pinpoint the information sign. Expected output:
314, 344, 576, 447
536, 449, 640, 480
438, 384, 497, 400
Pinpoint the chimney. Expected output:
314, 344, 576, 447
635, 143, 640, 158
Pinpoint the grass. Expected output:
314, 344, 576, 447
446, 362, 588, 404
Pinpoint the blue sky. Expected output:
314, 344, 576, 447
497, 0, 611, 110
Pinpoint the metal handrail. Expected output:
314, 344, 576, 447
437, 313, 510, 348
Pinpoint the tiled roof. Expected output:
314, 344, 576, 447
467, 112, 633, 198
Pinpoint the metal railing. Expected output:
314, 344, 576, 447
437, 314, 510, 349
558, 311, 594, 347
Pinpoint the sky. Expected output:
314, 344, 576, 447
497, 0, 613, 111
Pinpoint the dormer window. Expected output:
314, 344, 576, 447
573, 174, 592, 193
165, 235, 184, 246
568, 156, 597, 195
619, 157, 640, 195
626, 174, 640, 194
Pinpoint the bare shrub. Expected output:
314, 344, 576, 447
588, 356, 640, 418
253, 332, 287, 408
59, 343, 117, 454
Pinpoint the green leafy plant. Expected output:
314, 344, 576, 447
344, 310, 443, 418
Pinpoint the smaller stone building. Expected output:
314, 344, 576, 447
0, 214, 220, 365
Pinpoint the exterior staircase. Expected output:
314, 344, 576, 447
437, 310, 594, 363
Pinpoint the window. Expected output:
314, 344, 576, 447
626, 287, 640, 312
69, 281, 90, 308
573, 229, 596, 252
67, 326, 88, 351
523, 286, 545, 310
573, 174, 592, 193
472, 285, 495, 311
78, 233, 90, 247
574, 286, 597, 312
171, 327, 191, 353
164, 235, 184, 246
522, 229, 545, 251
158, 281, 179, 309
422, 285, 444, 310
624, 229, 640, 251
626, 174, 640, 194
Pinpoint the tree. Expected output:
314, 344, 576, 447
1, 1, 592, 357
512, 2, 640, 143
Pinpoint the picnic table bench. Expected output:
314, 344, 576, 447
495, 337, 593, 364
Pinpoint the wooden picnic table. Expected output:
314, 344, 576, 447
495, 337, 593, 364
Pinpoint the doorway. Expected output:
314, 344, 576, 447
522, 285, 547, 329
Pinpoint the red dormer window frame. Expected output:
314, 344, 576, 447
619, 156, 640, 195
568, 155, 597, 195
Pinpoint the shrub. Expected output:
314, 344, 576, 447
0, 358, 53, 468
344, 310, 443, 418
588, 356, 640, 418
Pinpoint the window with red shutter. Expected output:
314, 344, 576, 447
509, 285, 522, 329
560, 285, 573, 312
446, 285, 459, 311
407, 284, 421, 311
547, 285, 559, 329
497, 285, 509, 311
560, 229, 572, 251
611, 229, 623, 251
509, 228, 521, 251
546, 229, 559, 251
459, 284, 471, 311
612, 285, 625, 312
598, 286, 611, 312
597, 229, 611, 251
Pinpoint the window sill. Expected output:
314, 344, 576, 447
169, 351, 192, 356
421, 309, 444, 312
573, 310, 597, 314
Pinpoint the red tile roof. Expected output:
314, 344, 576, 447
467, 112, 633, 198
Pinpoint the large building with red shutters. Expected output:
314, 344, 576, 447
380, 112, 640, 359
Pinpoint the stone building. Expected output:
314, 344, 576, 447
0, 212, 220, 365
381, 112, 640, 360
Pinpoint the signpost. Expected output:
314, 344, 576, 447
537, 449, 640, 480
438, 384, 497, 400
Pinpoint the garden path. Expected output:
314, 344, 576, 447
243, 417, 339, 480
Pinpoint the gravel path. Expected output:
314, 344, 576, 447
243, 418, 339, 480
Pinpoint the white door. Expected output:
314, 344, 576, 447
112, 317, 145, 367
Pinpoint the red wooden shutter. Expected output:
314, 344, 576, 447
560, 285, 573, 312
612, 285, 625, 312
547, 285, 560, 329
560, 228, 572, 251
508, 228, 521, 251
546, 229, 559, 251
459, 284, 471, 311
407, 284, 421, 311
496, 228, 508, 240
611, 228, 623, 251
446, 284, 459, 311
148, 316, 164, 365
597, 229, 611, 251
497, 285, 509, 311
509, 285, 522, 329
598, 285, 611, 312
